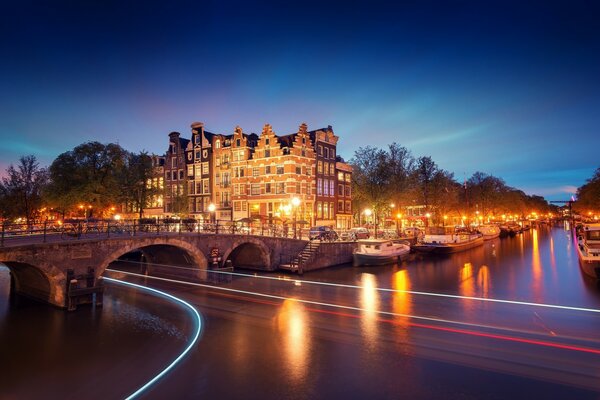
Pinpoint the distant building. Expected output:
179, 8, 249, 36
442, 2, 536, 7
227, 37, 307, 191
160, 122, 353, 228
143, 155, 165, 218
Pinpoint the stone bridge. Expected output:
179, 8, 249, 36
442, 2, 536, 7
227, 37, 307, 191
0, 233, 307, 309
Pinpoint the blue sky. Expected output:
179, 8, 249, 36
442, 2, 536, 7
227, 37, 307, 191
1, 0, 598, 200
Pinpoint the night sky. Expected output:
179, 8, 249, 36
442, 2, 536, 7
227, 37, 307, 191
1, 1, 598, 201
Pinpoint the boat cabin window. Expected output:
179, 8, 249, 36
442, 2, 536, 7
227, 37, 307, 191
375, 245, 381, 250
586, 230, 600, 240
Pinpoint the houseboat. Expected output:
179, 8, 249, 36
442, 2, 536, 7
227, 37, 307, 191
413, 226, 484, 254
353, 239, 411, 266
575, 223, 600, 279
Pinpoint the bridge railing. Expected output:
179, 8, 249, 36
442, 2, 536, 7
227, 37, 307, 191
0, 218, 320, 246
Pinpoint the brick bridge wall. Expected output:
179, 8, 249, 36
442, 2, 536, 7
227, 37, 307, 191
0, 234, 356, 308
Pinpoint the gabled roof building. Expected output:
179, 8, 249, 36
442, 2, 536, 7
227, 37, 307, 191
161, 122, 352, 229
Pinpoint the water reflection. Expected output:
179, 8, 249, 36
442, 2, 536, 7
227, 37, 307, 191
459, 262, 475, 297
477, 265, 490, 298
531, 228, 543, 301
276, 298, 310, 383
392, 269, 412, 347
359, 273, 379, 350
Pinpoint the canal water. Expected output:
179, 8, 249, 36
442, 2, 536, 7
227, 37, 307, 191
1, 223, 599, 399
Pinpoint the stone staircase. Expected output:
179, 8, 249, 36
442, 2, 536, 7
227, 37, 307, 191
279, 241, 321, 274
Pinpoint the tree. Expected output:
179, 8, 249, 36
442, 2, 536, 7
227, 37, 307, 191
575, 168, 600, 214
46, 142, 127, 217
466, 172, 507, 217
0, 155, 49, 225
387, 143, 415, 207
118, 151, 160, 219
412, 156, 438, 211
350, 146, 391, 221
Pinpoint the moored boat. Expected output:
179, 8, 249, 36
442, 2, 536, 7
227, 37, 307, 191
413, 226, 484, 254
353, 239, 411, 266
477, 224, 500, 240
507, 222, 522, 235
575, 223, 600, 279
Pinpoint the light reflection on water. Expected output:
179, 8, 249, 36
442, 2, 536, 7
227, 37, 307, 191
359, 273, 379, 350
276, 298, 310, 383
392, 269, 412, 347
2, 225, 600, 399
0, 265, 191, 399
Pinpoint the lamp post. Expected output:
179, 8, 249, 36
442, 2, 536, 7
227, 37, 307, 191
364, 208, 373, 237
292, 197, 300, 239
208, 203, 216, 232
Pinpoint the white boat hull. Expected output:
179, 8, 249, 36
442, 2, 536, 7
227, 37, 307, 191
353, 249, 410, 266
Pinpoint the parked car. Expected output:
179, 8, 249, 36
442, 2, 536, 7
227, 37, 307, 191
309, 226, 338, 241
349, 227, 370, 240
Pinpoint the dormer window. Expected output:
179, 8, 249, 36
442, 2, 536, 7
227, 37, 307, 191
236, 139, 241, 147
215, 140, 221, 149
265, 138, 270, 145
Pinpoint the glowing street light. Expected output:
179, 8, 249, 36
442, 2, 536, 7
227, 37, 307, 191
291, 197, 301, 239
208, 203, 216, 224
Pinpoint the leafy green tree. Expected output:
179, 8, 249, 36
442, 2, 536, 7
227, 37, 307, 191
575, 168, 600, 214
0, 155, 49, 225
46, 142, 127, 217
118, 151, 160, 219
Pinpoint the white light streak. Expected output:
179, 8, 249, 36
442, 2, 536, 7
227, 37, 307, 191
103, 276, 203, 400
114, 259, 600, 314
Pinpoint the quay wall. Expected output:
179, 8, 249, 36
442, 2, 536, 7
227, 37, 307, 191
304, 241, 357, 272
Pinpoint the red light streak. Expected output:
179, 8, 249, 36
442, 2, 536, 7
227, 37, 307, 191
106, 269, 600, 356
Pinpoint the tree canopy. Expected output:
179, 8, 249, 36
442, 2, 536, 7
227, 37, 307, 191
0, 155, 48, 225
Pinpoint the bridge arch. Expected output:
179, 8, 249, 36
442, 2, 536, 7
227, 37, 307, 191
97, 238, 209, 277
0, 261, 66, 306
222, 238, 271, 269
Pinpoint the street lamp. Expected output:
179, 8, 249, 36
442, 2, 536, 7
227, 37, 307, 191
208, 203, 216, 225
292, 197, 301, 239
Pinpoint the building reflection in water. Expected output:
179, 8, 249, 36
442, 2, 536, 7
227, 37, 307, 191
276, 298, 310, 383
359, 273, 380, 351
392, 269, 412, 347
477, 265, 490, 298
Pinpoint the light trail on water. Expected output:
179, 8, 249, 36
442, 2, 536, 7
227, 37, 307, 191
105, 269, 600, 355
103, 276, 203, 400
115, 259, 600, 314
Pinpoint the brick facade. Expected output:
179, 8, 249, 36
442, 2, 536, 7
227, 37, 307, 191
161, 122, 352, 228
